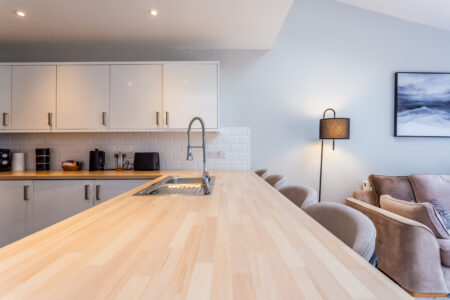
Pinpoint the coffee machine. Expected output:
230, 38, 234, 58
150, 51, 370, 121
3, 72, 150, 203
0, 149, 11, 172
89, 149, 105, 171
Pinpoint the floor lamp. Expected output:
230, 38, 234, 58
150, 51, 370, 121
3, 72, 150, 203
319, 108, 350, 202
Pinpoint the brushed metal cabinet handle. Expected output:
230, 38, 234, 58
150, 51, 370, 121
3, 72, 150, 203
165, 112, 169, 126
84, 184, 90, 200
24, 185, 29, 201
2, 113, 7, 126
102, 112, 107, 126
156, 111, 159, 126
95, 184, 100, 201
48, 112, 53, 127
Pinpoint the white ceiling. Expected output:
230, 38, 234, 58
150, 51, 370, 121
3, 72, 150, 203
337, 0, 450, 32
0, 0, 293, 50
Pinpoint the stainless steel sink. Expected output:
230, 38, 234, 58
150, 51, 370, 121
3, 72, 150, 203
164, 177, 206, 185
134, 176, 215, 196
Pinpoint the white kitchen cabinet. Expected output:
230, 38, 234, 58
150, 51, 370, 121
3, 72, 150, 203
12, 65, 56, 130
34, 180, 94, 231
0, 66, 11, 130
57, 65, 110, 130
2, 61, 219, 132
110, 65, 163, 129
0, 181, 33, 247
34, 179, 149, 230
93, 179, 149, 205
163, 63, 219, 129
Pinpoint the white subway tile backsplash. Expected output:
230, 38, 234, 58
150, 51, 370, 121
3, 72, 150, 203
231, 127, 250, 136
226, 153, 240, 161
213, 161, 231, 169
182, 161, 198, 170
139, 134, 157, 145
206, 133, 222, 145
230, 145, 245, 153
165, 161, 181, 169
219, 128, 233, 136
0, 127, 250, 171
222, 136, 238, 144
239, 153, 251, 161
212, 145, 230, 152
238, 136, 250, 144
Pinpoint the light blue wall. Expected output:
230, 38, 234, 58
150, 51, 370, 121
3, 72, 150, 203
2, 0, 450, 202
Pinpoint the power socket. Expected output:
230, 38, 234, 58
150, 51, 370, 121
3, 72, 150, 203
207, 151, 226, 159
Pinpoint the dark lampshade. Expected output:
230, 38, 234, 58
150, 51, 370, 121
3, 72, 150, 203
319, 118, 350, 139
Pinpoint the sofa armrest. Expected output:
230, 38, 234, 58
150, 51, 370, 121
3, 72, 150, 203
346, 197, 448, 294
353, 190, 378, 206
380, 195, 450, 239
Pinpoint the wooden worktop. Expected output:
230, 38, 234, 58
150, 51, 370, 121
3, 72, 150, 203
0, 170, 165, 180
0, 170, 411, 299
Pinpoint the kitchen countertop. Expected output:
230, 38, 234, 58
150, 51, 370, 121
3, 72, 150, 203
0, 170, 411, 299
0, 170, 165, 180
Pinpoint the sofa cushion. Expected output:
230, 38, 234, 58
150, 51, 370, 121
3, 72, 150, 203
431, 199, 450, 229
380, 195, 450, 239
437, 239, 450, 267
410, 175, 450, 211
369, 175, 416, 205
352, 190, 378, 206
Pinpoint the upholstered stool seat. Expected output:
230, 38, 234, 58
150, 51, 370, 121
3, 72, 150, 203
264, 174, 286, 190
279, 185, 318, 209
255, 169, 270, 179
304, 203, 376, 261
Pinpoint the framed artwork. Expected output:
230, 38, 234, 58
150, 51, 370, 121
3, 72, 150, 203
395, 72, 450, 137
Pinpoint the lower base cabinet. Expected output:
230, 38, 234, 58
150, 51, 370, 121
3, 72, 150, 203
0, 179, 151, 246
34, 179, 149, 231
93, 180, 148, 205
0, 181, 33, 247
34, 180, 94, 231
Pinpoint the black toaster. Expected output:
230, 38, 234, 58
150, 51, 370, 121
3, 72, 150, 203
134, 152, 160, 171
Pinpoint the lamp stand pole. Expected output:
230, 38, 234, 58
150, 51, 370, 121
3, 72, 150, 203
319, 138, 335, 203
319, 139, 324, 202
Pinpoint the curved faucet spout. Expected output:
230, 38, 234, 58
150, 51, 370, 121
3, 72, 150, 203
186, 117, 210, 193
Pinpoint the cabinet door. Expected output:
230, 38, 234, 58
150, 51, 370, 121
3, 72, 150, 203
94, 180, 149, 205
34, 180, 93, 231
0, 181, 33, 247
57, 65, 110, 130
12, 65, 56, 130
163, 63, 218, 129
110, 65, 163, 129
0, 66, 11, 130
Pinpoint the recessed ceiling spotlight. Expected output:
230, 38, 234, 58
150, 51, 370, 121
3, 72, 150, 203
14, 10, 26, 17
149, 9, 158, 16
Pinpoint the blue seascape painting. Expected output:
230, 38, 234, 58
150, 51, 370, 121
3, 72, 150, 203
395, 73, 450, 137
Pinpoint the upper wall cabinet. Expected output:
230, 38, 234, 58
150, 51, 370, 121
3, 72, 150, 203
110, 65, 163, 129
57, 65, 110, 130
0, 66, 11, 130
1, 61, 219, 132
163, 63, 219, 129
12, 65, 56, 130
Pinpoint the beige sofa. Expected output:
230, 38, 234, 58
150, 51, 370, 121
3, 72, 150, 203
347, 174, 450, 297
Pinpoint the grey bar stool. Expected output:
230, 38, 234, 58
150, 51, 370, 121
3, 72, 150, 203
279, 185, 318, 209
264, 174, 286, 190
304, 203, 376, 262
255, 169, 270, 179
